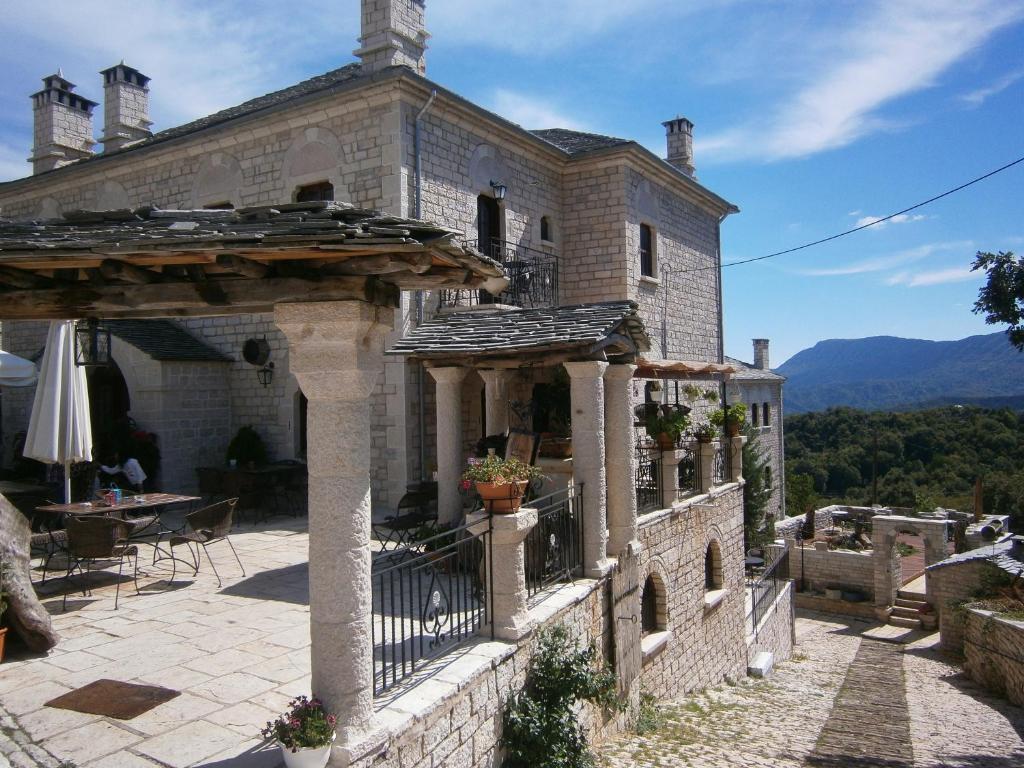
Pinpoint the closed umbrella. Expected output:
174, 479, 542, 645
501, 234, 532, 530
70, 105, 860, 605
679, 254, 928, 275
24, 320, 93, 503
0, 351, 37, 387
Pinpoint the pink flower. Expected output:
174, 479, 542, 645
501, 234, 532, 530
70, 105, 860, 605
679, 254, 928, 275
460, 480, 472, 491
326, 715, 337, 727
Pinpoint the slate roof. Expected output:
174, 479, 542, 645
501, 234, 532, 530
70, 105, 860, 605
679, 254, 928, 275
388, 301, 650, 360
725, 356, 785, 382
107, 320, 231, 362
927, 537, 1024, 577
530, 129, 633, 157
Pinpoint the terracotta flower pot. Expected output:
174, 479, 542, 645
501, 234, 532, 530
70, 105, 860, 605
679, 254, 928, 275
655, 432, 675, 451
475, 480, 529, 514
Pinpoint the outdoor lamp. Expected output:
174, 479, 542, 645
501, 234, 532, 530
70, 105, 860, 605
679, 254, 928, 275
489, 180, 507, 200
75, 318, 111, 367
257, 362, 275, 388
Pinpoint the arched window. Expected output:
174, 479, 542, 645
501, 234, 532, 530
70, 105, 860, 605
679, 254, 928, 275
751, 403, 759, 427
705, 541, 722, 591
540, 215, 553, 242
295, 181, 334, 202
762, 402, 771, 426
641, 575, 659, 635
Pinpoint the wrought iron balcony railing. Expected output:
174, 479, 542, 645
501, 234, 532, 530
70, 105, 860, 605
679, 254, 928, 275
438, 239, 558, 310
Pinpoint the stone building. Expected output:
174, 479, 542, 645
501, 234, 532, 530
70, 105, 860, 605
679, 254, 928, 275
0, 3, 793, 758
726, 338, 786, 518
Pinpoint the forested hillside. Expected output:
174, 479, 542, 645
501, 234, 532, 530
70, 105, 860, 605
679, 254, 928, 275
784, 406, 1024, 526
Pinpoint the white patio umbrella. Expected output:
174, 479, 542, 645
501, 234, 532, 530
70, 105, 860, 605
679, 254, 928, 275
24, 320, 93, 503
0, 350, 38, 387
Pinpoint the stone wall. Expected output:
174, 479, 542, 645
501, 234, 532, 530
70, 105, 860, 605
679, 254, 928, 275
794, 544, 874, 599
730, 379, 785, 519
964, 609, 1024, 706
747, 580, 795, 667
776, 506, 836, 540
931, 560, 989, 653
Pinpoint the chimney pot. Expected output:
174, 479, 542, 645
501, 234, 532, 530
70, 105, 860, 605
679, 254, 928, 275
355, 0, 429, 75
753, 338, 770, 370
29, 72, 97, 175
100, 62, 152, 152
662, 116, 695, 177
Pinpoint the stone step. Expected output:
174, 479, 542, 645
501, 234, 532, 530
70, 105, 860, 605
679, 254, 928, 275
897, 588, 927, 602
890, 606, 922, 620
894, 597, 928, 611
888, 615, 922, 629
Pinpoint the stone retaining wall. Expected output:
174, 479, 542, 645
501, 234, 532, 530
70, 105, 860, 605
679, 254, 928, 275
777, 507, 835, 539
964, 609, 1024, 706
794, 545, 874, 600
747, 581, 795, 666
930, 560, 989, 653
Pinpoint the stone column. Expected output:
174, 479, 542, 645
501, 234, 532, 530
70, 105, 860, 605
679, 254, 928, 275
729, 435, 746, 483
429, 367, 467, 526
467, 507, 537, 640
564, 361, 611, 577
658, 452, 680, 510
698, 441, 716, 493
274, 301, 391, 754
604, 364, 638, 555
479, 369, 510, 435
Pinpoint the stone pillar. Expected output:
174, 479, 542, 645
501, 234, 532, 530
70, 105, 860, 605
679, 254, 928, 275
429, 367, 467, 526
479, 369, 510, 436
274, 301, 391, 754
564, 361, 611, 577
467, 508, 537, 640
698, 441, 716, 493
729, 435, 746, 483
604, 365, 638, 555
658, 453, 679, 510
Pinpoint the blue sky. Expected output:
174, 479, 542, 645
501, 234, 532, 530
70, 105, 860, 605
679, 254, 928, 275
1, 0, 1022, 364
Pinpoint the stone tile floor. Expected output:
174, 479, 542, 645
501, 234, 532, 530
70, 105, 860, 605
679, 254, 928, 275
600, 611, 1024, 768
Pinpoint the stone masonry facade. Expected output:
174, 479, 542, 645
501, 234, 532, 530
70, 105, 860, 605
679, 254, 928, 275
963, 609, 1024, 707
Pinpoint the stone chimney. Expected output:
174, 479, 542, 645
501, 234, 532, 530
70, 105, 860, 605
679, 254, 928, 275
354, 0, 429, 75
100, 62, 152, 152
663, 116, 694, 177
29, 71, 98, 174
753, 339, 770, 370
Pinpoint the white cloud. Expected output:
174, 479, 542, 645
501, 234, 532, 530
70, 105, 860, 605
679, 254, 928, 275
799, 240, 973, 277
487, 89, 585, 130
853, 213, 928, 229
960, 68, 1024, 106
698, 0, 1024, 161
886, 267, 982, 287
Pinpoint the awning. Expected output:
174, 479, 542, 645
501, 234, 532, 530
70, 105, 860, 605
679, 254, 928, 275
634, 357, 734, 380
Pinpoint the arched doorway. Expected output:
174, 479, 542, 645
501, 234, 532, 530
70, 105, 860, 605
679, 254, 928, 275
87, 359, 131, 454
871, 515, 950, 607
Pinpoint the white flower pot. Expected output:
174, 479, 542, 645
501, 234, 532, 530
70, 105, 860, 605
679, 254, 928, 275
279, 736, 334, 768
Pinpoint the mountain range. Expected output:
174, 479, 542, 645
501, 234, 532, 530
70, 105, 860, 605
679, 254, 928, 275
776, 332, 1024, 413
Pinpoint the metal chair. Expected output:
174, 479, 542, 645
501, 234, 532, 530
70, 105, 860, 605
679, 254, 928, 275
62, 515, 139, 610
162, 498, 244, 587
372, 491, 436, 554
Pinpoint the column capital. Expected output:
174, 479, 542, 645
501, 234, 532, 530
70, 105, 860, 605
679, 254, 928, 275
478, 368, 510, 383
563, 360, 609, 379
603, 363, 637, 381
428, 366, 468, 385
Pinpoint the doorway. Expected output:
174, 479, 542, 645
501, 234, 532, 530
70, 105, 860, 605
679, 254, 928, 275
87, 359, 131, 451
477, 194, 502, 303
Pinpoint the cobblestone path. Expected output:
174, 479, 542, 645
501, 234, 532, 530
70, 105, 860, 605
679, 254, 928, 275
600, 611, 1024, 768
807, 639, 912, 768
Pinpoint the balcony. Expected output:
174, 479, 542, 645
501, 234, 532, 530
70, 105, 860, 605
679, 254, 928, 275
439, 239, 557, 310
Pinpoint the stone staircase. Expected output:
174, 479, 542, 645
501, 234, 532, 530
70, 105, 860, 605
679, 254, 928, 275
888, 587, 931, 630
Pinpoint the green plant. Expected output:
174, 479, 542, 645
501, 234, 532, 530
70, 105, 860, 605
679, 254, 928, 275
709, 403, 747, 432
226, 425, 267, 467
895, 542, 916, 557
502, 625, 621, 768
261, 696, 336, 752
411, 521, 456, 553
694, 423, 718, 442
643, 405, 691, 444
633, 691, 663, 735
462, 455, 541, 484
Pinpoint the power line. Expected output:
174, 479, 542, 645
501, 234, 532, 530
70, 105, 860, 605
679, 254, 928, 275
685, 153, 1024, 274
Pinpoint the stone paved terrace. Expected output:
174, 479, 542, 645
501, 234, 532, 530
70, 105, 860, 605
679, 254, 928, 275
600, 612, 1024, 768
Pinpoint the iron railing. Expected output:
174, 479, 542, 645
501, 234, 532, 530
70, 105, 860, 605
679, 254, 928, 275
372, 520, 492, 693
635, 442, 661, 514
525, 486, 584, 600
747, 548, 790, 637
712, 443, 727, 486
438, 239, 558, 309
676, 446, 698, 500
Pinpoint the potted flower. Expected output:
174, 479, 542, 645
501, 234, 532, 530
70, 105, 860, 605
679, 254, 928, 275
643, 404, 691, 450
411, 522, 457, 569
462, 455, 542, 514
709, 403, 747, 437
261, 696, 336, 768
0, 558, 8, 663
694, 424, 717, 443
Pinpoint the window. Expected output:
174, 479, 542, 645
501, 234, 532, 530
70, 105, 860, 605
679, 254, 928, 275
704, 541, 722, 591
765, 465, 773, 490
540, 215, 552, 242
751, 403, 759, 427
762, 402, 771, 426
641, 575, 660, 635
640, 223, 655, 277
295, 181, 334, 202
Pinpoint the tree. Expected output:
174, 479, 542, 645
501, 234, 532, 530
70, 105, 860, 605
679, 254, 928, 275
785, 470, 818, 518
972, 250, 1024, 350
742, 429, 772, 550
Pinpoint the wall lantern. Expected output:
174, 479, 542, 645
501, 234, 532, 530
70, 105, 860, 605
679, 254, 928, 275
489, 180, 507, 201
256, 362, 275, 388
75, 318, 111, 367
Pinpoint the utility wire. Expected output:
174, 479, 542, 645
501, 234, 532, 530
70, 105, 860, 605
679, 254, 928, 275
686, 154, 1024, 274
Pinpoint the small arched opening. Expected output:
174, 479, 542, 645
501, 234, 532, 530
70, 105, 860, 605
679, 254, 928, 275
705, 540, 723, 591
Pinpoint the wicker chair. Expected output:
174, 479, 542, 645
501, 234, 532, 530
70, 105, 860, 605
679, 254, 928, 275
62, 515, 139, 610
163, 498, 244, 587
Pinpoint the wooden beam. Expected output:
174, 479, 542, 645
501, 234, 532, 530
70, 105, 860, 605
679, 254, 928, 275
215, 253, 270, 279
98, 259, 164, 284
0, 266, 55, 289
0, 275, 400, 320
